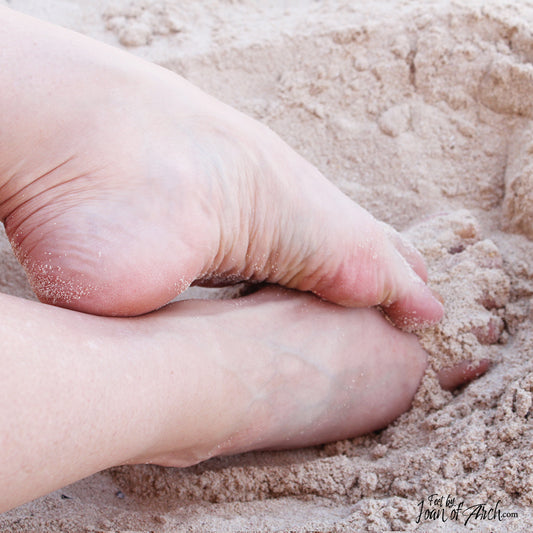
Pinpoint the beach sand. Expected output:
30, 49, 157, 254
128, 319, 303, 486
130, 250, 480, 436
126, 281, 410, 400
0, 0, 532, 531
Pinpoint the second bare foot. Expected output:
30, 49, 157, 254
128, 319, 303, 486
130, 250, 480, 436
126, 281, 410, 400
0, 8, 443, 326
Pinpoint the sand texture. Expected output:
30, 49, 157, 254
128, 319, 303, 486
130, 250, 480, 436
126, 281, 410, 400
1, 0, 533, 531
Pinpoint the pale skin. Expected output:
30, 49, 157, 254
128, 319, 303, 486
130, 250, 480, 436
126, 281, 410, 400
0, 7, 487, 513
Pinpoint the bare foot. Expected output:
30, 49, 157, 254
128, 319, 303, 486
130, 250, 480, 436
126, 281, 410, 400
0, 8, 442, 326
121, 287, 480, 467
0, 286, 479, 512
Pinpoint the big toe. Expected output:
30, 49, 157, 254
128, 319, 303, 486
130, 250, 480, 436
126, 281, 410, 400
438, 359, 491, 391
242, 149, 445, 327
286, 198, 444, 329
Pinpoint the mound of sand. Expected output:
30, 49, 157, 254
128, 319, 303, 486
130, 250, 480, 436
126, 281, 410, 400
1, 0, 532, 531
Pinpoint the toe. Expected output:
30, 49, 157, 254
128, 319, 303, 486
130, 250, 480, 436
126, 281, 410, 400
312, 234, 444, 329
437, 359, 491, 391
292, 187, 443, 327
380, 252, 445, 330
378, 221, 429, 282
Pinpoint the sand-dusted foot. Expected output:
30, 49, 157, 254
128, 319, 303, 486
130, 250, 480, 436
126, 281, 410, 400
0, 287, 479, 512
0, 7, 442, 325
404, 210, 510, 389
126, 287, 475, 467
